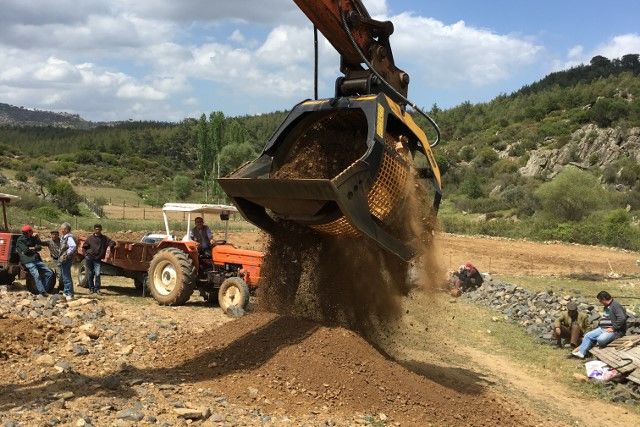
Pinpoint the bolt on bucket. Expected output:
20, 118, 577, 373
218, 94, 442, 261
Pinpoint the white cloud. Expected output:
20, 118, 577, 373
557, 33, 640, 70
389, 14, 542, 87
229, 29, 245, 43
33, 57, 82, 82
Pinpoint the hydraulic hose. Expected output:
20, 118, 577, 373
338, 4, 441, 148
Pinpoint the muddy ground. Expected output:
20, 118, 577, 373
1, 232, 639, 426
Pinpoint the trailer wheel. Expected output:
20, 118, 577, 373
148, 248, 195, 306
134, 273, 149, 296
77, 263, 88, 288
218, 277, 250, 312
26, 271, 57, 294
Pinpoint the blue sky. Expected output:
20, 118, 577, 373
0, 0, 638, 121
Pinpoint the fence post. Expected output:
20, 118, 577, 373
122, 203, 125, 220
143, 207, 146, 220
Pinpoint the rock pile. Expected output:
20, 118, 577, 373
461, 278, 640, 342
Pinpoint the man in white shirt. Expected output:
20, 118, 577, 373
59, 222, 77, 301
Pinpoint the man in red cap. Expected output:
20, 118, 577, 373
16, 224, 54, 296
453, 261, 484, 293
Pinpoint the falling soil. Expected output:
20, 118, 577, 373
272, 109, 368, 180
261, 126, 444, 336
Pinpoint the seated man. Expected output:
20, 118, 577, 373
454, 262, 484, 292
16, 224, 54, 296
572, 291, 628, 358
553, 301, 590, 348
189, 217, 213, 256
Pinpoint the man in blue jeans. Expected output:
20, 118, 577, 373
82, 224, 115, 294
572, 291, 628, 358
58, 222, 77, 301
16, 224, 53, 296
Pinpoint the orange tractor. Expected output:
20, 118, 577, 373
0, 193, 23, 286
76, 203, 263, 311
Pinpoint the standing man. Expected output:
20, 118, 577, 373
82, 224, 115, 295
572, 291, 628, 358
58, 222, 77, 301
190, 216, 213, 256
552, 301, 590, 348
16, 224, 53, 296
41, 230, 63, 291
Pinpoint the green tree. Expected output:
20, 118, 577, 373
47, 180, 81, 215
219, 143, 257, 176
173, 175, 192, 200
534, 167, 608, 221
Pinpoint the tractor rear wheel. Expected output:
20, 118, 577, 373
218, 277, 250, 312
147, 248, 196, 306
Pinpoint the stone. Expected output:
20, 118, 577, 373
248, 387, 259, 399
147, 332, 159, 341
36, 354, 56, 366
121, 344, 135, 355
116, 408, 145, 422
226, 305, 245, 318
78, 323, 101, 339
67, 298, 93, 308
73, 344, 89, 356
174, 407, 206, 420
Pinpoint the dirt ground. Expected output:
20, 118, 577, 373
1, 231, 639, 426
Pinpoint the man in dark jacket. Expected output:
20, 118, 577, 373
82, 224, 115, 294
571, 291, 628, 358
16, 224, 53, 296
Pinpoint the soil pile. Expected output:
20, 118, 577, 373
160, 311, 545, 426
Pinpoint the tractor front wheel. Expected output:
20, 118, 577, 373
218, 277, 250, 312
148, 248, 196, 306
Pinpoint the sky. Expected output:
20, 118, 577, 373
1, 0, 639, 122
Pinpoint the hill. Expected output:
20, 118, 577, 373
1, 54, 639, 250
0, 103, 90, 128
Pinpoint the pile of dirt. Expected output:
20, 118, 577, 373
0, 317, 47, 359
158, 312, 544, 426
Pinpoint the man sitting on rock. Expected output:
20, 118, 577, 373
572, 291, 628, 358
452, 262, 484, 295
552, 301, 590, 348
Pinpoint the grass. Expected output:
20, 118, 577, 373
76, 185, 146, 206
452, 299, 633, 406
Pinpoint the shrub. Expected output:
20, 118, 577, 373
534, 167, 609, 221
173, 175, 192, 200
15, 171, 28, 182
47, 180, 81, 215
31, 206, 61, 222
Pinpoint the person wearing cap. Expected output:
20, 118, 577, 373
15, 224, 54, 296
189, 216, 213, 256
454, 261, 484, 293
552, 301, 590, 348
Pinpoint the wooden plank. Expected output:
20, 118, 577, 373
590, 347, 637, 374
628, 370, 640, 385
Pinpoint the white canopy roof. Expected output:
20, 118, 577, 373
161, 203, 238, 214
0, 193, 20, 202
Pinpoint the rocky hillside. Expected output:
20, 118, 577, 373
0, 103, 90, 128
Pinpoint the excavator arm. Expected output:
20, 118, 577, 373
294, 0, 410, 104
218, 0, 442, 262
